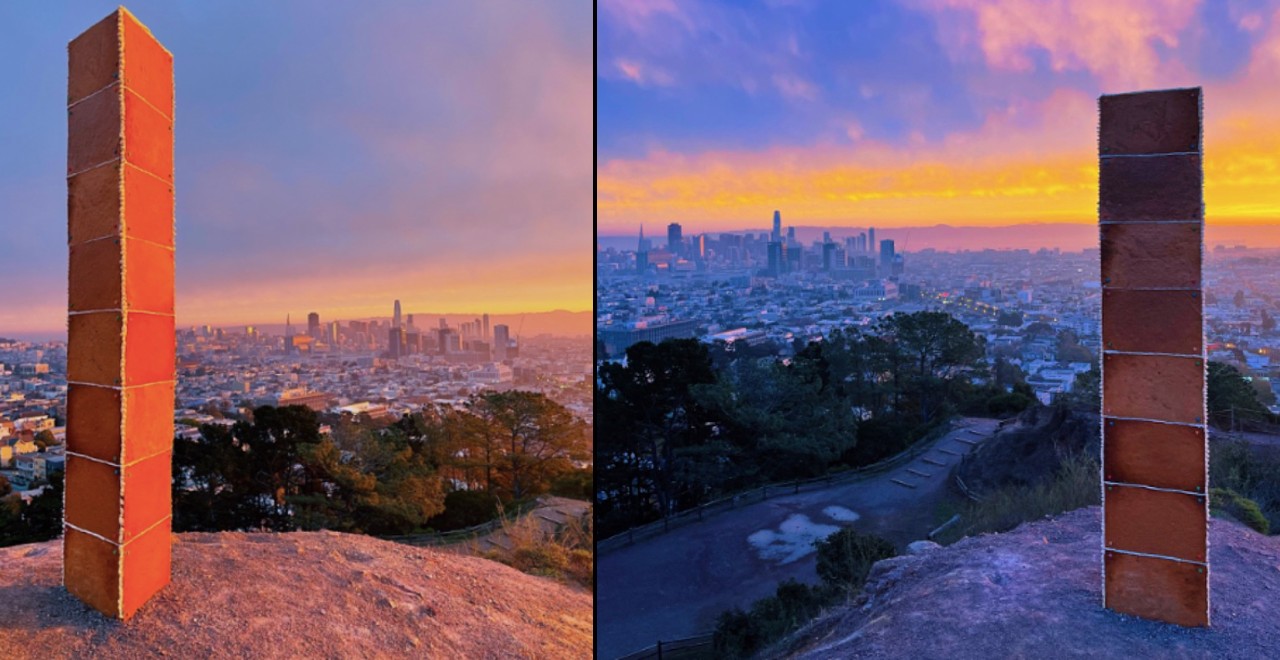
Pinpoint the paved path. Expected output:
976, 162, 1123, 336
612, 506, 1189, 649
597, 417, 1001, 659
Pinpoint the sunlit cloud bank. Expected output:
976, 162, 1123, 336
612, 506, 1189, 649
0, 1, 590, 335
598, 0, 1280, 232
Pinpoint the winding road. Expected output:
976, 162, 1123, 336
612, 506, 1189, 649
598, 417, 1001, 659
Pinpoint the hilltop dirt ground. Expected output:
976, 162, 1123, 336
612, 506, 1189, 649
781, 507, 1280, 659
0, 530, 592, 659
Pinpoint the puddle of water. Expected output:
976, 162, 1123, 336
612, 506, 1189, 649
823, 506, 860, 522
747, 514, 841, 564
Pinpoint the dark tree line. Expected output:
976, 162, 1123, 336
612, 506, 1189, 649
596, 311, 990, 538
0, 391, 589, 548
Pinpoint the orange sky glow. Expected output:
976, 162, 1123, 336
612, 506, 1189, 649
597, 0, 1280, 233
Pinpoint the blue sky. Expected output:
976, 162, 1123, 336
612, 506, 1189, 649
597, 0, 1280, 233
0, 1, 591, 337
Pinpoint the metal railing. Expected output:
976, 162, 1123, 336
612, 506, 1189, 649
616, 633, 715, 660
382, 499, 542, 547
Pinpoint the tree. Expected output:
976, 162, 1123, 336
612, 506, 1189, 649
33, 430, 56, 451
597, 339, 718, 531
878, 312, 986, 423
997, 310, 1024, 327
1055, 330, 1093, 364
1208, 361, 1273, 431
696, 355, 858, 480
465, 391, 587, 501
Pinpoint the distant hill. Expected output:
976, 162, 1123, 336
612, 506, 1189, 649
601, 223, 1280, 253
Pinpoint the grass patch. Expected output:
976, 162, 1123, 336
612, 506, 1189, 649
1211, 487, 1270, 535
936, 451, 1100, 545
476, 505, 593, 589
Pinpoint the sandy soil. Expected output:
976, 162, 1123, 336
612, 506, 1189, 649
0, 530, 592, 659
783, 507, 1280, 659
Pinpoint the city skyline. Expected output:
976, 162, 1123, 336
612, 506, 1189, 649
597, 1, 1280, 232
0, 1, 591, 336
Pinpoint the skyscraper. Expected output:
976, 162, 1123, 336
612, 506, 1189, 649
327, 321, 340, 345
393, 300, 402, 328
494, 324, 510, 361
772, 210, 781, 242
389, 326, 405, 359
636, 225, 649, 274
868, 227, 876, 253
407, 314, 415, 330
880, 239, 895, 274
767, 241, 783, 275
667, 222, 682, 255
786, 226, 796, 244
483, 313, 490, 340
307, 312, 320, 339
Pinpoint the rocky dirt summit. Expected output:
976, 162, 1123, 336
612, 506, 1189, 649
779, 507, 1280, 659
0, 530, 592, 659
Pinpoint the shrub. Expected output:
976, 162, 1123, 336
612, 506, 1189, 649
815, 528, 898, 593
549, 468, 592, 500
511, 543, 569, 577
425, 490, 499, 531
713, 580, 830, 659
1211, 488, 1270, 535
937, 451, 1100, 545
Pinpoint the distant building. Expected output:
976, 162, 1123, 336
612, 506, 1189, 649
668, 222, 683, 255
307, 312, 320, 339
393, 300, 402, 329
600, 319, 699, 356
767, 241, 783, 275
868, 227, 876, 254
772, 210, 781, 242
388, 326, 406, 358
482, 313, 490, 340
493, 324, 511, 361
276, 387, 329, 412
880, 239, 895, 274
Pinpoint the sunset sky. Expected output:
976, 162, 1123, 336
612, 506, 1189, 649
0, 1, 590, 338
598, 0, 1280, 235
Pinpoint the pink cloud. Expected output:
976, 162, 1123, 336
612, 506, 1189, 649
915, 0, 1201, 89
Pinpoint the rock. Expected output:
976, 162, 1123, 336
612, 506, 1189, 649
906, 540, 940, 555
778, 507, 1280, 659
0, 531, 591, 659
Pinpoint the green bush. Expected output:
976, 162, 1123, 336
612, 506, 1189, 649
815, 528, 898, 593
713, 580, 830, 659
549, 468, 592, 500
986, 391, 1035, 417
425, 490, 499, 531
1211, 487, 1270, 535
